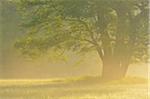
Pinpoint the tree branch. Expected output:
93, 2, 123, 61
63, 18, 96, 41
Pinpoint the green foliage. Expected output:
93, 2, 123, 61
14, 0, 149, 63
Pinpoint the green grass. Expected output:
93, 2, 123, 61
0, 76, 148, 99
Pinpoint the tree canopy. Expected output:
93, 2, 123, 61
15, 0, 149, 63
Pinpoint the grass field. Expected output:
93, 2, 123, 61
0, 76, 149, 99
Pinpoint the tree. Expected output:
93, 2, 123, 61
14, 0, 149, 81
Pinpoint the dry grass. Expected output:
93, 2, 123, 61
0, 76, 148, 99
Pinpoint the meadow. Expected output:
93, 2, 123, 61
0, 76, 148, 99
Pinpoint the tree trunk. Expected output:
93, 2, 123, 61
101, 55, 129, 81
95, 6, 131, 81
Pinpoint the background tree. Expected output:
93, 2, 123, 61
14, 0, 149, 81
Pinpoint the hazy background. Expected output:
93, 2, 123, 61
0, 0, 148, 79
